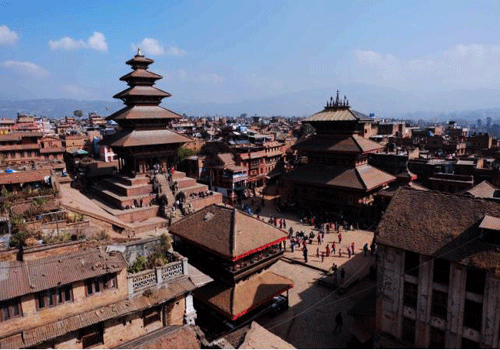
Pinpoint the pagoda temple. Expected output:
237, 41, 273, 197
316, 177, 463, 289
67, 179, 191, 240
282, 92, 396, 221
168, 204, 294, 322
101, 49, 191, 175
91, 51, 221, 229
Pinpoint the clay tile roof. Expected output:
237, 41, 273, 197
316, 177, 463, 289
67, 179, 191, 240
376, 187, 500, 274
113, 86, 171, 99
126, 55, 154, 65
293, 134, 383, 154
0, 248, 127, 301
119, 69, 162, 81
282, 163, 395, 191
100, 129, 192, 148
239, 322, 295, 349
217, 153, 235, 166
106, 105, 181, 121
194, 270, 293, 320
462, 180, 497, 198
0, 168, 52, 186
306, 108, 359, 122
168, 204, 287, 260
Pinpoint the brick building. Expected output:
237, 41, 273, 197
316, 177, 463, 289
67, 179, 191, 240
375, 187, 500, 348
0, 132, 64, 166
0, 240, 211, 348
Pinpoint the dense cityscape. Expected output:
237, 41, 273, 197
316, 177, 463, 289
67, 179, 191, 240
2, 1, 500, 349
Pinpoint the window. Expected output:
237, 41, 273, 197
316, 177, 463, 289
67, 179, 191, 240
401, 317, 416, 345
37, 285, 73, 309
143, 306, 161, 327
463, 300, 483, 331
404, 251, 420, 277
431, 290, 448, 319
433, 259, 450, 285
429, 327, 445, 348
466, 268, 486, 295
80, 324, 103, 348
85, 273, 117, 296
0, 298, 22, 322
403, 282, 418, 309
461, 337, 479, 349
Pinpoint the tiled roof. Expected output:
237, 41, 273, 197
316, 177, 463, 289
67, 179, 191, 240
0, 169, 51, 186
217, 153, 235, 166
120, 68, 162, 81
106, 105, 181, 121
168, 204, 287, 260
1, 278, 198, 348
479, 215, 500, 231
239, 322, 295, 349
0, 248, 127, 301
293, 134, 383, 154
282, 163, 396, 191
376, 187, 500, 274
113, 86, 171, 99
306, 108, 358, 122
101, 129, 192, 147
194, 270, 293, 320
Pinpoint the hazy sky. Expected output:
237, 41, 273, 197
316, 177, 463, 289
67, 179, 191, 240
2, 0, 500, 109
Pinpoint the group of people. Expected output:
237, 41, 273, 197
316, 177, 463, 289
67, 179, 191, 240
268, 216, 287, 229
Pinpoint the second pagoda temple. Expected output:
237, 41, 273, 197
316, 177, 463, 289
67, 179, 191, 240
101, 49, 191, 176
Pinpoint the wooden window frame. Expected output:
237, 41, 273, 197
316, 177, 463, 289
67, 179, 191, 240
0, 297, 22, 322
36, 285, 73, 310
85, 273, 118, 296
143, 306, 162, 327
431, 290, 448, 319
403, 282, 418, 309
80, 324, 104, 349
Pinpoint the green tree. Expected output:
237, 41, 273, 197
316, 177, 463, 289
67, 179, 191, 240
176, 147, 195, 163
73, 110, 83, 118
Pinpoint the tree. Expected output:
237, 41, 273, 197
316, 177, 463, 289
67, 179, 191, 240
73, 110, 83, 118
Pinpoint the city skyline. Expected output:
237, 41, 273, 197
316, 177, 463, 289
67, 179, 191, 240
2, 0, 500, 115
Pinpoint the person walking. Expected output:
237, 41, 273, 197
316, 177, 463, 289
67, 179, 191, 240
338, 248, 342, 257
326, 244, 331, 257
332, 242, 336, 255
317, 235, 321, 246
334, 312, 343, 332
283, 219, 286, 229
303, 246, 308, 263
338, 233, 342, 244
347, 246, 351, 258
351, 242, 355, 255
363, 243, 369, 257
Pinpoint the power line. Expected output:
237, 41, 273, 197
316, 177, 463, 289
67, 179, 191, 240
264, 233, 483, 331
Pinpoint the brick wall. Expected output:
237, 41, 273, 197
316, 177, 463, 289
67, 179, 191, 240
0, 269, 128, 339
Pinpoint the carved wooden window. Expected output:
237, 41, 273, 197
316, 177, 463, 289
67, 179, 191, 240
463, 299, 483, 331
431, 290, 448, 319
429, 327, 445, 348
85, 273, 117, 296
403, 282, 418, 309
404, 251, 420, 277
433, 259, 450, 285
466, 268, 485, 295
401, 317, 416, 345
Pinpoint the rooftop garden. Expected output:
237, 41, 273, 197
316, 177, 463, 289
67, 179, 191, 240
128, 234, 176, 273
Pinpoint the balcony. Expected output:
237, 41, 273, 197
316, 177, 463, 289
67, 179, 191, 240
222, 173, 248, 181
127, 257, 188, 295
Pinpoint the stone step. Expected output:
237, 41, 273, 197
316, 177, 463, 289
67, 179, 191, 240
174, 177, 197, 189
102, 178, 152, 197
93, 185, 155, 209
112, 174, 151, 186
177, 183, 209, 196
171, 171, 186, 179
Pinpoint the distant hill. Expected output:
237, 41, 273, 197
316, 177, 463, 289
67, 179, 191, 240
1, 84, 500, 120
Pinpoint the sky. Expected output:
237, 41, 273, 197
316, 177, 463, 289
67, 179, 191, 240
2, 0, 500, 115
